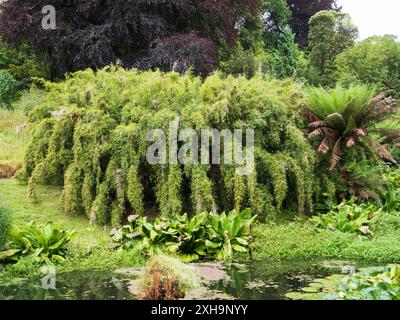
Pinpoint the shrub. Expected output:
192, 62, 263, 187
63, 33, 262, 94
219, 45, 270, 78
20, 68, 318, 223
1, 37, 46, 104
206, 209, 257, 260
220, 27, 307, 81
0, 222, 76, 265
310, 197, 380, 236
0, 70, 17, 107
0, 205, 12, 250
112, 209, 257, 261
139, 254, 201, 300
378, 168, 400, 214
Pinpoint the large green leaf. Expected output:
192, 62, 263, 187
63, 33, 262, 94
232, 244, 248, 253
0, 249, 21, 261
205, 240, 220, 249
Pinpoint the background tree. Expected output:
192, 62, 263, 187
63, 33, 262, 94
308, 10, 358, 86
221, 0, 302, 78
269, 26, 306, 79
0, 39, 45, 87
287, 0, 338, 47
335, 35, 400, 97
263, 0, 292, 26
0, 0, 260, 79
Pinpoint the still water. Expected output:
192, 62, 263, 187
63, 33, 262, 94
0, 258, 379, 300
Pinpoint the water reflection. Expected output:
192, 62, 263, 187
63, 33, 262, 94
0, 258, 380, 300
0, 271, 134, 300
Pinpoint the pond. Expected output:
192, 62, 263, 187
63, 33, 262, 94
0, 258, 381, 300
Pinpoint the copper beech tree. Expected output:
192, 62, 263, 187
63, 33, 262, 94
0, 0, 259, 79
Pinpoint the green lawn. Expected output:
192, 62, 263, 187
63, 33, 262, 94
0, 109, 30, 166
0, 178, 108, 247
0, 108, 30, 178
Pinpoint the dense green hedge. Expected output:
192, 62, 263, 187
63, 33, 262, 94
19, 68, 328, 225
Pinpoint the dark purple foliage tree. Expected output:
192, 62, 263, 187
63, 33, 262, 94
287, 0, 338, 47
0, 0, 259, 78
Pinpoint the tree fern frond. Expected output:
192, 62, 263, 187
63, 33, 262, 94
303, 108, 322, 123
317, 137, 331, 154
329, 137, 342, 170
309, 120, 328, 128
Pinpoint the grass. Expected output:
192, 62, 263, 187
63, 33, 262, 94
251, 218, 400, 263
0, 108, 30, 166
0, 88, 46, 177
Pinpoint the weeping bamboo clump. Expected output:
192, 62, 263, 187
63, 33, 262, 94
19, 68, 321, 225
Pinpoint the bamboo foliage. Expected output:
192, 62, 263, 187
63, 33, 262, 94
19, 68, 319, 225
